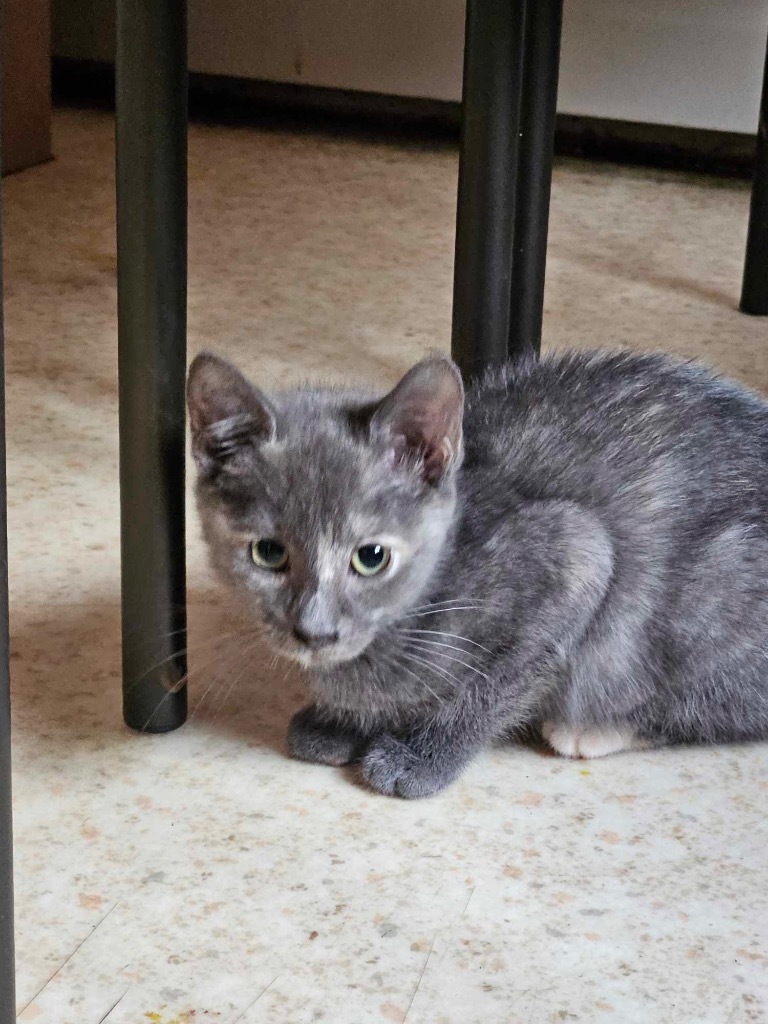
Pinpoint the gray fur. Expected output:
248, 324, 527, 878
188, 349, 768, 798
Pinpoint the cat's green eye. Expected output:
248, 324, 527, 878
351, 544, 391, 577
250, 538, 289, 571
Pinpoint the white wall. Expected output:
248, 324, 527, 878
56, 0, 768, 134
559, 0, 767, 134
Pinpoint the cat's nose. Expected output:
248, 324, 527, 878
292, 625, 340, 650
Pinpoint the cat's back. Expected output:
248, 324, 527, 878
462, 349, 768, 517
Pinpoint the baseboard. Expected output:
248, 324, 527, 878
52, 57, 757, 179
554, 114, 755, 179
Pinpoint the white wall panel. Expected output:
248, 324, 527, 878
54, 0, 768, 134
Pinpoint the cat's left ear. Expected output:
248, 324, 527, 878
369, 355, 464, 484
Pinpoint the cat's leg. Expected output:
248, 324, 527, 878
288, 704, 369, 766
541, 720, 652, 759
360, 502, 617, 798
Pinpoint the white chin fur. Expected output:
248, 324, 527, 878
283, 642, 366, 670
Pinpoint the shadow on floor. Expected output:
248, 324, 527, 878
9, 588, 308, 768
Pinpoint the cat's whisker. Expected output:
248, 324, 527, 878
397, 660, 440, 702
368, 648, 407, 701
123, 625, 189, 650
208, 665, 249, 727
123, 621, 272, 697
371, 640, 457, 703
404, 662, 461, 701
405, 638, 490, 680
399, 649, 464, 693
120, 612, 242, 653
403, 598, 496, 615
119, 604, 189, 638
402, 639, 485, 666
376, 649, 430, 697
400, 637, 486, 664
188, 678, 220, 725
187, 647, 242, 723
143, 638, 251, 731
185, 626, 264, 700
122, 647, 190, 698
402, 606, 488, 619
405, 598, 481, 611
137, 684, 185, 733
123, 642, 217, 701
403, 654, 463, 691
188, 634, 270, 725
278, 661, 296, 690
400, 628, 495, 655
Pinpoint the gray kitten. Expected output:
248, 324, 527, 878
187, 349, 768, 798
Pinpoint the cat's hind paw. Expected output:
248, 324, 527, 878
541, 721, 649, 759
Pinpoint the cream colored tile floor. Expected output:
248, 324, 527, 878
5, 108, 768, 1023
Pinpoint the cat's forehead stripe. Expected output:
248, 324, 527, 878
316, 534, 340, 585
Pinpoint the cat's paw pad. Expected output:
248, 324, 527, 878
287, 706, 365, 766
360, 735, 454, 799
541, 721, 648, 759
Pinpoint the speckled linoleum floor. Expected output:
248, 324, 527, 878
5, 108, 768, 1024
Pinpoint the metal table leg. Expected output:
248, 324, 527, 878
509, 0, 563, 356
452, 0, 528, 380
116, 0, 188, 732
0, 33, 16, 1016
740, 33, 768, 316
452, 0, 563, 376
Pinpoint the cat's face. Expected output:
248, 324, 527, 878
188, 353, 464, 669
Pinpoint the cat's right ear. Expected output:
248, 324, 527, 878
187, 352, 277, 478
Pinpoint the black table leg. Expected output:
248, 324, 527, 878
741, 33, 768, 316
116, 0, 188, 732
0, 33, 16, 1018
452, 0, 528, 380
509, 0, 563, 356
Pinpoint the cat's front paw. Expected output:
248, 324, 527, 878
288, 705, 367, 766
360, 734, 460, 799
